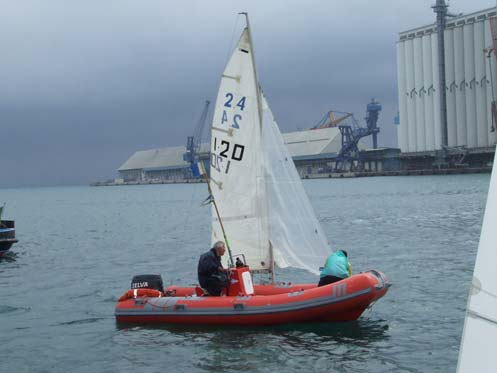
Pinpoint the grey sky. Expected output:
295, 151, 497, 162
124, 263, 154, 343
0, 0, 494, 187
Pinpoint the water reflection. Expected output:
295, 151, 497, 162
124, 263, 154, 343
0, 251, 19, 263
115, 318, 390, 371
117, 318, 388, 341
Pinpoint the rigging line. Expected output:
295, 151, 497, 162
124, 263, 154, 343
180, 161, 201, 231
199, 161, 234, 268
487, 50, 497, 131
182, 102, 212, 232
468, 309, 497, 326
180, 110, 204, 231
181, 179, 201, 231
224, 15, 241, 68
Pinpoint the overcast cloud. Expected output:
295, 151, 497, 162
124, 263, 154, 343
0, 0, 494, 187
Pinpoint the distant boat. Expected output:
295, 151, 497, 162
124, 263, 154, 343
457, 153, 497, 372
115, 14, 390, 326
0, 204, 18, 256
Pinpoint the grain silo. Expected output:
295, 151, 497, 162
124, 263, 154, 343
397, 7, 497, 154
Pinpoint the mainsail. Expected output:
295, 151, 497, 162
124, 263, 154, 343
210, 27, 270, 271
210, 16, 329, 274
457, 150, 497, 372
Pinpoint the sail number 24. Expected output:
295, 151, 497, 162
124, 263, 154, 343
222, 92, 246, 129
211, 92, 247, 174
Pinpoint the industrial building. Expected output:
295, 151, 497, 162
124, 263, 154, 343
118, 144, 208, 182
111, 4, 497, 186
397, 7, 497, 153
116, 127, 380, 183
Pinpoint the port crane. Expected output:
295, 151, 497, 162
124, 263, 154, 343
183, 100, 210, 175
311, 110, 353, 129
334, 99, 382, 172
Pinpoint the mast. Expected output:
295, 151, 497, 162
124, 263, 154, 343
200, 162, 234, 267
239, 12, 263, 129
239, 12, 275, 282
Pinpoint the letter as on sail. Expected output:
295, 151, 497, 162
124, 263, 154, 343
457, 151, 497, 372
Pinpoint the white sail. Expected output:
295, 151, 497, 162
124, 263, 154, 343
210, 27, 270, 271
261, 94, 330, 275
210, 17, 331, 275
457, 149, 497, 372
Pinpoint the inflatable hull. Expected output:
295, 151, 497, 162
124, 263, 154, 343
115, 270, 390, 326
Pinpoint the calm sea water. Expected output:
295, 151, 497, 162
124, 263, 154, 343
0, 174, 489, 372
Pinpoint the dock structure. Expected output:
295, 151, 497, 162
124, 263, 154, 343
93, 143, 493, 186
94, 5, 497, 186
111, 127, 362, 185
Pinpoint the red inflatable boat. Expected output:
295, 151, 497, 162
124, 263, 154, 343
115, 267, 390, 326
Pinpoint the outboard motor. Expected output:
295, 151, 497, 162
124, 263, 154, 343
131, 274, 164, 293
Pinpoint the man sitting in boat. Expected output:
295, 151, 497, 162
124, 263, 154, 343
318, 250, 352, 287
197, 241, 229, 296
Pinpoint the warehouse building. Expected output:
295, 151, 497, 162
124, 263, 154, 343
117, 127, 373, 182
118, 144, 208, 182
396, 7, 497, 153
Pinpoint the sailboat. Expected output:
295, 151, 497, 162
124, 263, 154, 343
115, 14, 390, 325
457, 150, 497, 372
0, 204, 18, 257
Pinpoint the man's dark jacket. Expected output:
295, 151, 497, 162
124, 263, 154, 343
197, 248, 223, 288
